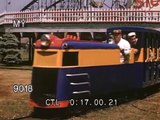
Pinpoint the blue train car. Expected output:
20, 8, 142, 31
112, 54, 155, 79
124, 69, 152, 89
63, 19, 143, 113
30, 27, 160, 108
107, 26, 160, 87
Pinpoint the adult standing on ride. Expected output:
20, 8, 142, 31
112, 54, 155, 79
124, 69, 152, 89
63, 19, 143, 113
110, 29, 131, 63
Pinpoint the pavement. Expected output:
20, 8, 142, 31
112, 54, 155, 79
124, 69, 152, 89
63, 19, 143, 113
0, 64, 32, 70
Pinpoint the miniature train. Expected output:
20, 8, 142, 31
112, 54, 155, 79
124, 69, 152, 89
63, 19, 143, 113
29, 26, 160, 108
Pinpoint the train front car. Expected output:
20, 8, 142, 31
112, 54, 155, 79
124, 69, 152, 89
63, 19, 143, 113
29, 34, 70, 108
29, 33, 124, 109
30, 27, 160, 109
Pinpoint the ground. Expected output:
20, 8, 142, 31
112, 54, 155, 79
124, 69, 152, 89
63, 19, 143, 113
0, 69, 32, 120
0, 68, 160, 120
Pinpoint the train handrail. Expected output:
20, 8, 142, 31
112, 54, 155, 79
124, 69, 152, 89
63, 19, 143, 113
129, 48, 135, 63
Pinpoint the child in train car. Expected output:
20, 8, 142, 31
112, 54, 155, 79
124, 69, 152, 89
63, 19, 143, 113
109, 29, 131, 63
127, 32, 140, 61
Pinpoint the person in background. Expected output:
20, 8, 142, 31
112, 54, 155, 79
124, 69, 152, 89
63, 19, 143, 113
110, 29, 131, 63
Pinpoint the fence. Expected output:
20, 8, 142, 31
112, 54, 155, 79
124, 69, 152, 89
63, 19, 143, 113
0, 8, 160, 25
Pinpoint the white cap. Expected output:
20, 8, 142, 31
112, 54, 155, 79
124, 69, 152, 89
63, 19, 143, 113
128, 32, 136, 37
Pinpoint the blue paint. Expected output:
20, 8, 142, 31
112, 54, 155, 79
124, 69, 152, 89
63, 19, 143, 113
61, 41, 119, 49
107, 26, 158, 33
56, 63, 145, 100
35, 41, 119, 49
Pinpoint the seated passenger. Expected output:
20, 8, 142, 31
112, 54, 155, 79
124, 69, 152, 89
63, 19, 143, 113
128, 32, 140, 61
110, 29, 131, 63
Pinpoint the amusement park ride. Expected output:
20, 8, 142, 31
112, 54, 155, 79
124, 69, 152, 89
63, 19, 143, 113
20, 0, 160, 11
20, 0, 123, 11
20, 0, 102, 11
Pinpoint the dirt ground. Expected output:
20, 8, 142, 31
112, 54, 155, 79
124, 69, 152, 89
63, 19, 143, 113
0, 69, 32, 120
0, 68, 160, 120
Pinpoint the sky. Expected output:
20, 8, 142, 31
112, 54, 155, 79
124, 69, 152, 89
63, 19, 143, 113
0, 0, 32, 13
0, 0, 113, 13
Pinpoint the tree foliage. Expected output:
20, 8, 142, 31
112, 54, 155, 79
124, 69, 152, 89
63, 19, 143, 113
1, 33, 21, 65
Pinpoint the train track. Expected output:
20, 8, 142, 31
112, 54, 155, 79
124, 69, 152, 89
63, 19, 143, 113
12, 85, 160, 120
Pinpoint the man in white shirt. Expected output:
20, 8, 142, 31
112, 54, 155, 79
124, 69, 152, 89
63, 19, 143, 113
111, 29, 131, 63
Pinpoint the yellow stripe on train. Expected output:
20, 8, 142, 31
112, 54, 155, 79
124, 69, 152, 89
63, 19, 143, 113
33, 48, 144, 68
33, 49, 120, 68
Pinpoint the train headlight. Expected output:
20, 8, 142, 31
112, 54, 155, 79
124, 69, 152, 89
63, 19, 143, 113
40, 34, 51, 47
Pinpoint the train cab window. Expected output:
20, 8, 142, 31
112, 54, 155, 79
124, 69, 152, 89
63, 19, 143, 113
155, 34, 159, 48
151, 33, 156, 48
62, 52, 78, 66
53, 32, 64, 38
144, 32, 160, 81
144, 33, 149, 48
154, 34, 159, 61
144, 32, 158, 62
144, 32, 151, 61
106, 32, 113, 43
80, 32, 93, 40
148, 33, 154, 48
66, 32, 77, 37
157, 34, 160, 50
93, 32, 106, 42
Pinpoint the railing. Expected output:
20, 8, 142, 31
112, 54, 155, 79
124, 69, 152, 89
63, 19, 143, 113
0, 8, 160, 25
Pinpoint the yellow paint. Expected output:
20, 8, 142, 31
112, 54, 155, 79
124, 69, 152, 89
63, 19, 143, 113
156, 48, 160, 61
33, 49, 122, 68
144, 48, 149, 62
153, 48, 160, 62
33, 49, 62, 67
138, 48, 160, 63
78, 49, 120, 66
137, 48, 144, 62
152, 48, 156, 60
33, 46, 160, 68
129, 48, 134, 63
144, 48, 157, 62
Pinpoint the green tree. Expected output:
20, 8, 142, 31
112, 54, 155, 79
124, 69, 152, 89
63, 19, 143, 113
2, 33, 21, 65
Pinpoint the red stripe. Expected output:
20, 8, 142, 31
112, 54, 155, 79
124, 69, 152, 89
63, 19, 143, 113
29, 99, 69, 108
